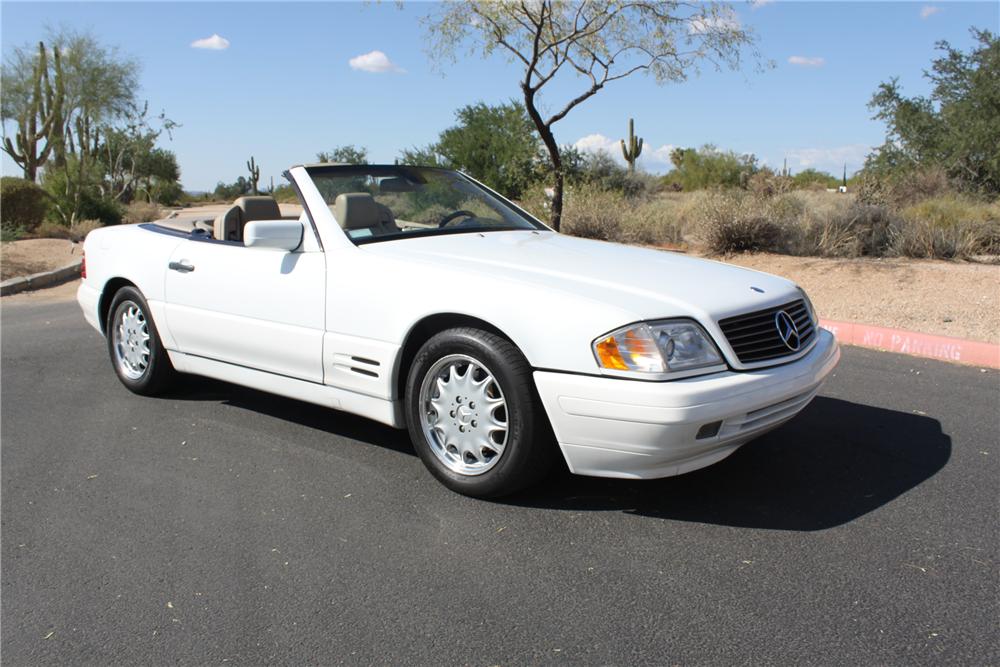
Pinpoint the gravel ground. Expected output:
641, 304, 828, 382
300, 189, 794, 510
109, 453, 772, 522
0, 239, 80, 281
715, 253, 1000, 344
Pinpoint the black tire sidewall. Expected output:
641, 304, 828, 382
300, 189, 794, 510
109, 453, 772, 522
405, 328, 552, 498
106, 286, 172, 395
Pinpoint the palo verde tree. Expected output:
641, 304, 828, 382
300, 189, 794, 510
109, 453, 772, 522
865, 28, 999, 194
423, 1, 758, 230
317, 145, 369, 165
402, 100, 543, 198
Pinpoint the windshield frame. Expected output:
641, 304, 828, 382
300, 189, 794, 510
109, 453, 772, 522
302, 164, 551, 245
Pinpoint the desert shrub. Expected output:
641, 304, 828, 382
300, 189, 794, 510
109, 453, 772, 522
625, 198, 686, 246
561, 189, 624, 241
515, 183, 551, 223
746, 170, 793, 197
1, 224, 26, 242
893, 218, 988, 258
791, 168, 838, 190
68, 219, 104, 242
35, 221, 73, 239
799, 203, 899, 257
122, 200, 161, 224
272, 184, 300, 204
896, 195, 1000, 257
692, 192, 795, 254
1, 177, 49, 232
857, 168, 953, 208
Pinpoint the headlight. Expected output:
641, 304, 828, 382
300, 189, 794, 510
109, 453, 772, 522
593, 319, 724, 378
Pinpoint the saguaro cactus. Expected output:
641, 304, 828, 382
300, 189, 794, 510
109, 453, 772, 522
246, 156, 260, 195
620, 118, 643, 174
2, 41, 64, 182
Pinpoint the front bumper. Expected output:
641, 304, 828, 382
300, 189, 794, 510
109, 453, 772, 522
534, 329, 840, 479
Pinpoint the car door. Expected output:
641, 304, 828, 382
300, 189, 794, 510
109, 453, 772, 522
163, 229, 326, 383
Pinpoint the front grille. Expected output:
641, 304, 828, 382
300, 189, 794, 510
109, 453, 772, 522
718, 299, 815, 364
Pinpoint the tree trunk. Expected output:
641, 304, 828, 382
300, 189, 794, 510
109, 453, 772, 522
522, 84, 563, 232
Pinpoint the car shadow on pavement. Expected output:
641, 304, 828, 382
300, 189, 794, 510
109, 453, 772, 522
166, 376, 417, 456
168, 378, 950, 531
507, 396, 952, 531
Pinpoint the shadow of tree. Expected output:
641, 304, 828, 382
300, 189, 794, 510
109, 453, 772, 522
168, 377, 950, 531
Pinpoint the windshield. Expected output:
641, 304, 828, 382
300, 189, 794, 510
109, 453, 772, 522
304, 165, 547, 244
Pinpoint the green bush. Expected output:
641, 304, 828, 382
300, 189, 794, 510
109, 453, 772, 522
1, 223, 26, 242
1, 177, 49, 232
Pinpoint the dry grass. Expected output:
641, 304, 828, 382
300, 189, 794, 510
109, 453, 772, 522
122, 201, 162, 225
537, 187, 998, 260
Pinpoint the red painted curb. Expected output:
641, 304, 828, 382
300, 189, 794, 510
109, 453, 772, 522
819, 318, 1000, 369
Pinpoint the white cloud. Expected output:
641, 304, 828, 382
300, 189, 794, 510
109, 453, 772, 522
348, 50, 404, 73
751, 0, 776, 9
190, 34, 230, 50
574, 135, 676, 171
689, 11, 741, 35
785, 144, 871, 173
788, 55, 825, 67
646, 144, 677, 166
574, 133, 619, 156
920, 5, 942, 19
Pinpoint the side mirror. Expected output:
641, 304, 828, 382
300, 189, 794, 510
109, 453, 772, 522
243, 220, 303, 251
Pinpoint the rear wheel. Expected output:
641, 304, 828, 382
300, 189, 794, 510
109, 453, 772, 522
106, 286, 175, 396
405, 327, 554, 498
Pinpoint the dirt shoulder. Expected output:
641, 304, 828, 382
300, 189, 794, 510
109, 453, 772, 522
715, 252, 1000, 344
1, 239, 81, 281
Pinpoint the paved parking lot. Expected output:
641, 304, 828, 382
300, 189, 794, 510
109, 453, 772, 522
2, 295, 998, 664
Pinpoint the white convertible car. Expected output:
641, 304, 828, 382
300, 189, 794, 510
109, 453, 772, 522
78, 164, 840, 497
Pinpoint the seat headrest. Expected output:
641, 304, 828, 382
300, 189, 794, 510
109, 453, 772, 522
235, 196, 281, 222
379, 177, 416, 194
213, 205, 243, 241
334, 193, 379, 230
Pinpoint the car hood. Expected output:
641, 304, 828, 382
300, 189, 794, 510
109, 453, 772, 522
362, 230, 801, 322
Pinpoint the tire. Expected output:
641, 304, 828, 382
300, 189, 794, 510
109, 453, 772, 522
405, 327, 555, 498
105, 286, 175, 396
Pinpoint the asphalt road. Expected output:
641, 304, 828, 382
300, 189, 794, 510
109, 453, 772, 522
2, 290, 998, 665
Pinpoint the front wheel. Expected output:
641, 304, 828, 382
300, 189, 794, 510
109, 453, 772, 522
405, 328, 555, 498
106, 286, 176, 396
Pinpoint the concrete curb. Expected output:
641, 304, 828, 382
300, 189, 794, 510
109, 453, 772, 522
0, 261, 82, 297
820, 318, 1000, 369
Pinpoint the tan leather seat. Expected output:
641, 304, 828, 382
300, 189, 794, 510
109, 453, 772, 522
214, 196, 282, 241
236, 196, 281, 223
213, 206, 243, 241
333, 193, 400, 238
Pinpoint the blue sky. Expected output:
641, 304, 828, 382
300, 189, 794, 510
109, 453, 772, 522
2, 1, 997, 191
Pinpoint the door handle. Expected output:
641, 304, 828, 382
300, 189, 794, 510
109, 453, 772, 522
168, 261, 195, 273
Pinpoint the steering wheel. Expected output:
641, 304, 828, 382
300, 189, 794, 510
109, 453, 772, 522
438, 210, 477, 228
